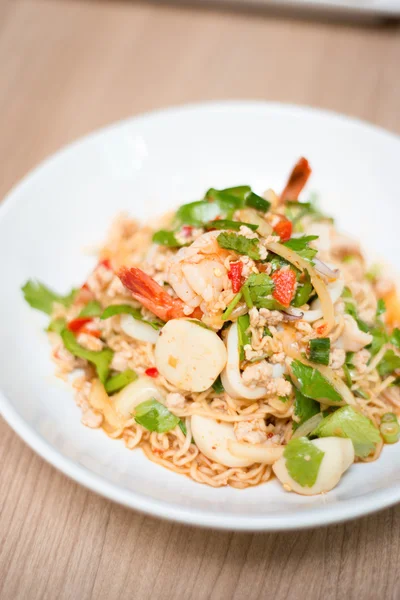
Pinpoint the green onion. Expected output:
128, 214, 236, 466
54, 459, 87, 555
222, 292, 242, 321
237, 314, 251, 362
205, 219, 258, 232
354, 389, 370, 400
380, 413, 400, 444
244, 191, 271, 213
212, 376, 224, 394
342, 364, 353, 388
105, 369, 138, 394
308, 338, 330, 366
241, 285, 253, 309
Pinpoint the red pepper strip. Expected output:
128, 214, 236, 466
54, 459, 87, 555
182, 226, 193, 237
271, 269, 297, 307
227, 261, 243, 294
145, 367, 159, 378
273, 218, 292, 242
99, 258, 112, 270
67, 317, 93, 333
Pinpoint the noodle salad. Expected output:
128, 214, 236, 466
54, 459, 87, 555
22, 158, 400, 495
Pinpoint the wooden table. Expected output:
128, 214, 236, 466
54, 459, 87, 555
1, 1, 400, 598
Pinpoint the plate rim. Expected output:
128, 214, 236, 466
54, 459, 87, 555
1, 99, 400, 531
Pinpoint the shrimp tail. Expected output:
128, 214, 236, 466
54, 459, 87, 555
280, 157, 311, 203
118, 267, 201, 321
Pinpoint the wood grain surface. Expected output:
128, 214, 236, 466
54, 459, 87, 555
1, 1, 400, 598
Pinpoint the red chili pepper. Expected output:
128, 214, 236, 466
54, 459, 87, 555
79, 326, 102, 338
273, 218, 292, 242
99, 258, 112, 270
67, 317, 93, 333
182, 225, 193, 238
271, 268, 296, 307
228, 261, 243, 293
145, 367, 159, 378
316, 324, 327, 336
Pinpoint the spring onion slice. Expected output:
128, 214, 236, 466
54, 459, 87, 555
380, 413, 400, 444
308, 338, 330, 366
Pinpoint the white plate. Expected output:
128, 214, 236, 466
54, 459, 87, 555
1, 101, 399, 531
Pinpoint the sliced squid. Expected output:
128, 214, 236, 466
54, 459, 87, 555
112, 376, 164, 418
221, 323, 269, 400
273, 437, 354, 496
120, 314, 160, 344
191, 415, 254, 467
155, 319, 227, 392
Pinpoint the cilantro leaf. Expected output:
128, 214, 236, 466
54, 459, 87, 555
377, 350, 400, 378
47, 317, 66, 334
217, 232, 261, 260
152, 230, 183, 248
291, 360, 342, 403
312, 405, 381, 458
101, 304, 164, 330
368, 326, 388, 356
61, 329, 113, 383
134, 398, 179, 433
283, 236, 318, 262
376, 298, 386, 317
105, 369, 138, 394
22, 280, 77, 315
205, 219, 258, 232
243, 273, 275, 309
293, 389, 320, 431
390, 328, 400, 349
79, 300, 102, 317
283, 437, 324, 487
176, 190, 242, 226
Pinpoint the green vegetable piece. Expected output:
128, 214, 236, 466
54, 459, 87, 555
354, 389, 370, 400
308, 338, 330, 366
243, 273, 277, 310
368, 326, 389, 356
376, 298, 386, 317
47, 318, 66, 334
237, 314, 251, 362
291, 359, 342, 403
212, 376, 224, 395
344, 300, 369, 333
61, 329, 113, 383
221, 291, 242, 321
283, 437, 324, 487
241, 285, 253, 309
380, 413, 400, 444
377, 350, 400, 378
390, 328, 400, 349
79, 300, 102, 317
22, 280, 77, 315
105, 369, 138, 394
217, 232, 261, 261
205, 219, 258, 232
134, 398, 179, 433
312, 405, 381, 458
342, 364, 353, 388
292, 270, 313, 307
293, 388, 320, 431
244, 191, 271, 213
283, 236, 318, 262
101, 304, 164, 330
178, 420, 188, 436
177, 189, 242, 226
212, 185, 251, 200
152, 230, 182, 248
342, 286, 352, 299
365, 264, 381, 282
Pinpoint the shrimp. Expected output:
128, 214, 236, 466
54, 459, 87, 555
167, 230, 231, 313
118, 267, 202, 321
280, 157, 311, 203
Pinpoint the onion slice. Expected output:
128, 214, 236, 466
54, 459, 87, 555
313, 258, 339, 281
291, 413, 324, 439
227, 440, 284, 464
265, 241, 336, 334
237, 209, 274, 237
